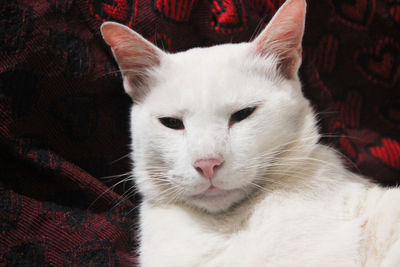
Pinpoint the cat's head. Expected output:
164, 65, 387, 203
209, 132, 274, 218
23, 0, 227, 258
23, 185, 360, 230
101, 0, 316, 213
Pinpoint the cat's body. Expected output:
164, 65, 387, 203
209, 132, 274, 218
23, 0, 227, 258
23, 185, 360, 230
100, 0, 400, 266
140, 162, 400, 267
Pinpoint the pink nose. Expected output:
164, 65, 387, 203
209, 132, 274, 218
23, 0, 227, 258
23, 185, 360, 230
193, 158, 223, 180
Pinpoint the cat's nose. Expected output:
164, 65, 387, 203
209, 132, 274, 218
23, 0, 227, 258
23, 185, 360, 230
193, 158, 223, 180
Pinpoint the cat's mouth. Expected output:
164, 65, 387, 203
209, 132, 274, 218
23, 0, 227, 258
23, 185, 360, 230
188, 184, 249, 212
192, 185, 240, 200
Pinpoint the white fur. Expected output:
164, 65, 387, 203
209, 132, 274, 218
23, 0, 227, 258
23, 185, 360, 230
100, 0, 400, 265
131, 45, 400, 266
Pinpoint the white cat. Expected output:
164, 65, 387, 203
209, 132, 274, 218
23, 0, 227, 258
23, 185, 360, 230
100, 0, 400, 266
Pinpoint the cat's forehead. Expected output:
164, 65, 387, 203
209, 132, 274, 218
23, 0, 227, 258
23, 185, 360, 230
172, 43, 250, 65
145, 43, 280, 113
162, 44, 252, 87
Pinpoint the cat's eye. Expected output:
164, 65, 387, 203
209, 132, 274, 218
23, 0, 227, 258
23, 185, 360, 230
230, 107, 257, 125
159, 117, 184, 130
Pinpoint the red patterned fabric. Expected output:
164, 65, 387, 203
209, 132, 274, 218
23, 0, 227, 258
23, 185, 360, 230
1, 0, 399, 265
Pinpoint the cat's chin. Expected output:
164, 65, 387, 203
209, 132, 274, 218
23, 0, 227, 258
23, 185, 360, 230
188, 186, 247, 213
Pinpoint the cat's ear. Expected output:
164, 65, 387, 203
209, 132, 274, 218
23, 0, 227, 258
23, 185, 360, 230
101, 22, 165, 99
252, 0, 306, 79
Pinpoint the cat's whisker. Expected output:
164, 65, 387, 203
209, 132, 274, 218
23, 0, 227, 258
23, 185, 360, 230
125, 204, 141, 217
110, 185, 140, 210
110, 153, 132, 164
88, 175, 134, 210
234, 154, 344, 181
255, 172, 314, 186
100, 172, 133, 181
232, 146, 316, 172
271, 157, 343, 168
248, 182, 274, 193
237, 139, 342, 168
152, 184, 185, 205
242, 161, 338, 177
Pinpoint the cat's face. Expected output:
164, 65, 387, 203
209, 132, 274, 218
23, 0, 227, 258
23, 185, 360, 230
101, 0, 309, 213
131, 45, 309, 212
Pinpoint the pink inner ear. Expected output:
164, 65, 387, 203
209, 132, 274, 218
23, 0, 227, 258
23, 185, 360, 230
101, 23, 131, 47
100, 22, 163, 99
255, 0, 306, 55
101, 22, 161, 60
253, 0, 306, 78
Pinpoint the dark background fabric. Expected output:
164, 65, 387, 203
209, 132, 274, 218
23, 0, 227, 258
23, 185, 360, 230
1, 0, 399, 265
